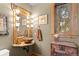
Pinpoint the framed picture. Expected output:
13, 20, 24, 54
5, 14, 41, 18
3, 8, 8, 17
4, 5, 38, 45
39, 14, 47, 24
0, 15, 8, 35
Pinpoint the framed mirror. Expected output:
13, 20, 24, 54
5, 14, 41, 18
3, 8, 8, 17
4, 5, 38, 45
11, 4, 33, 45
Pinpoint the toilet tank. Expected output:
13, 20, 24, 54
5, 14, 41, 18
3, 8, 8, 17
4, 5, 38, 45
0, 49, 9, 56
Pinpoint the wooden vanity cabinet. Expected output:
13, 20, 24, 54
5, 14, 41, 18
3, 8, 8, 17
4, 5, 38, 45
51, 42, 78, 56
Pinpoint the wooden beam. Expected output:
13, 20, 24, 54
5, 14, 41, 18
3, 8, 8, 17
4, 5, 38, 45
13, 9, 17, 44
50, 3, 55, 34
71, 3, 78, 35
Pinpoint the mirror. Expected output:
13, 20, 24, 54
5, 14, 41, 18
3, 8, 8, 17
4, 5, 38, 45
11, 4, 33, 44
16, 14, 33, 38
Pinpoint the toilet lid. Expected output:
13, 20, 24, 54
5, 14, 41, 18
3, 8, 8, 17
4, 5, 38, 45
0, 49, 9, 55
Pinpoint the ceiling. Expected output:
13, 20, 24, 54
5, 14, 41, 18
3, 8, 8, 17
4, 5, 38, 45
27, 3, 42, 7
55, 3, 67, 6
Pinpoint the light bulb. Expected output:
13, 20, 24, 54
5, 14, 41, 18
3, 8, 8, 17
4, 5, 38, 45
16, 23, 20, 26
27, 20, 30, 23
31, 25, 33, 27
16, 9, 20, 14
16, 16, 20, 20
27, 16, 30, 19
27, 25, 30, 27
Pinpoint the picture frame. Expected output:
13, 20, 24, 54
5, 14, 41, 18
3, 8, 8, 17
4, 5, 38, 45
39, 14, 47, 24
0, 15, 8, 35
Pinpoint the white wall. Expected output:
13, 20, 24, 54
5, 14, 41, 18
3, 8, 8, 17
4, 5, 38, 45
0, 3, 32, 56
0, 3, 13, 50
0, 3, 52, 56
31, 3, 52, 56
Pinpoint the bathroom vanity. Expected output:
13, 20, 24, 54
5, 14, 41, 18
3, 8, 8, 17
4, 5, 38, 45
51, 41, 78, 56
11, 4, 35, 55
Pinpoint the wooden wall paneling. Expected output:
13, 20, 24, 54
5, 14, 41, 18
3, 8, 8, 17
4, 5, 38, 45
50, 3, 55, 34
71, 4, 78, 35
13, 9, 17, 44
50, 3, 55, 55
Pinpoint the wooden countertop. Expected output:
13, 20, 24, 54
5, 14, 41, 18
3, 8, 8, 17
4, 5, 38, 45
12, 40, 35, 47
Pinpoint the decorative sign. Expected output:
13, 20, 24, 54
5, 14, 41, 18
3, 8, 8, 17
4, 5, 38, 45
0, 18, 3, 31
39, 15, 47, 24
0, 15, 8, 35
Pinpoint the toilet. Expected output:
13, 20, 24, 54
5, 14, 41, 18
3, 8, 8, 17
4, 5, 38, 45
0, 49, 9, 56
